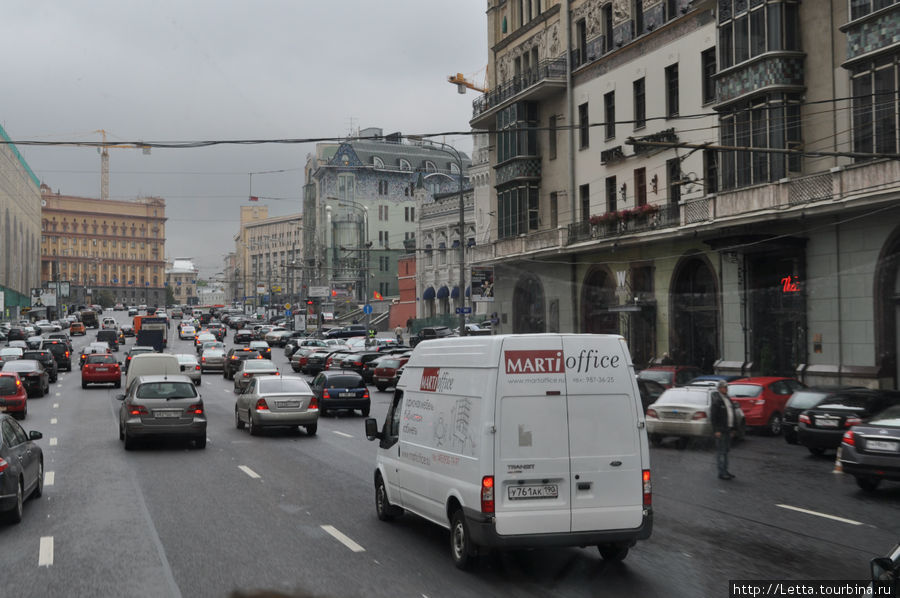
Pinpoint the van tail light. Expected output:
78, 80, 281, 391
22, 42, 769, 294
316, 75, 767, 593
799, 414, 811, 425
642, 470, 652, 506
841, 431, 855, 447
129, 405, 149, 416
308, 396, 318, 410
322, 389, 330, 400
187, 403, 204, 415
844, 416, 862, 428
691, 411, 708, 421
255, 399, 269, 411
646, 408, 657, 419
481, 476, 495, 514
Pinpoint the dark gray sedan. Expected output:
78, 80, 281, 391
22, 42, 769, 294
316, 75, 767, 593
235, 375, 318, 436
0, 414, 43, 523
233, 359, 280, 394
840, 404, 900, 492
117, 375, 207, 450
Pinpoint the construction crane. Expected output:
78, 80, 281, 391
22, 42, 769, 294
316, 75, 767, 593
94, 129, 151, 200
448, 72, 488, 94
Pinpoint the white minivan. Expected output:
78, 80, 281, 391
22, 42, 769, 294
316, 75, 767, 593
124, 353, 181, 391
364, 334, 652, 569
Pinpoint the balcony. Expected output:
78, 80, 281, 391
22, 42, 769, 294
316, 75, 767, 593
566, 204, 680, 245
470, 228, 566, 263
495, 156, 541, 185
471, 57, 566, 128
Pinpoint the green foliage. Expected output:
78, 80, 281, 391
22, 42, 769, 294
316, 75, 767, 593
165, 286, 176, 306
94, 289, 115, 308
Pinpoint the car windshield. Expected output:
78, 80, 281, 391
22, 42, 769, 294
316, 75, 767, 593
326, 375, 363, 388
3, 361, 37, 372
87, 354, 116, 365
0, 377, 19, 395
726, 384, 763, 398
135, 382, 198, 399
243, 360, 275, 371
787, 391, 833, 409
654, 391, 710, 406
638, 370, 674, 384
379, 359, 400, 368
258, 377, 309, 394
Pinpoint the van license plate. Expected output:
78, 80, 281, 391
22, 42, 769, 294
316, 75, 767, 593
867, 440, 899, 452
508, 484, 558, 500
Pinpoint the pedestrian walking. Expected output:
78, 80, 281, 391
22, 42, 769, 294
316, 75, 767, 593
395, 325, 403, 344
711, 380, 737, 480
661, 352, 675, 365
406, 317, 413, 334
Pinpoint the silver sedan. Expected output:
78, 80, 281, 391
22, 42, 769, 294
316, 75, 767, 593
234, 375, 318, 436
645, 386, 746, 448
233, 359, 280, 394
117, 375, 206, 449
200, 342, 226, 372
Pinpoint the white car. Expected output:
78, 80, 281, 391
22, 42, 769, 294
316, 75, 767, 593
101, 317, 117, 330
179, 325, 196, 340
175, 353, 202, 385
34, 320, 56, 334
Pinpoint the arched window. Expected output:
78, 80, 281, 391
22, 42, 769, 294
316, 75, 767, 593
424, 160, 437, 173
373, 156, 384, 169
450, 163, 460, 175
399, 159, 411, 171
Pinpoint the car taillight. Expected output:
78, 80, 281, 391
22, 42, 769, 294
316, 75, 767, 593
363, 389, 370, 399
65, 351, 70, 358
274, 372, 280, 376
642, 469, 652, 506
308, 396, 318, 410
129, 405, 149, 416
231, 356, 238, 360
201, 357, 206, 362
187, 403, 204, 415
0, 457, 8, 473
195, 365, 201, 371
799, 414, 811, 424
299, 357, 308, 365
481, 476, 495, 514
255, 398, 269, 411
243, 372, 250, 377
841, 430, 855, 446
646, 408, 658, 418
323, 389, 330, 399
691, 411, 708, 420
844, 417, 862, 427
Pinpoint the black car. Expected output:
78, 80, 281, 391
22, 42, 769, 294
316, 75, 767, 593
22, 351, 59, 383
40, 339, 72, 372
6, 328, 28, 342
783, 386, 868, 444
304, 348, 342, 376
309, 370, 370, 417
96, 329, 120, 352
339, 351, 384, 382
223, 348, 263, 380
234, 330, 254, 345
324, 325, 368, 340
46, 333, 73, 351
638, 378, 667, 412
798, 389, 900, 456
123, 346, 156, 374
0, 414, 44, 523
1, 360, 50, 398
409, 326, 453, 347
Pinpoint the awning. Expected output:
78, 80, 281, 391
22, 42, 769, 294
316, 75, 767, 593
450, 286, 460, 299
423, 286, 435, 300
436, 286, 449, 299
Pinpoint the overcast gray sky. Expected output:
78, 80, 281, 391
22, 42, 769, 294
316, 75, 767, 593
3, 1, 487, 276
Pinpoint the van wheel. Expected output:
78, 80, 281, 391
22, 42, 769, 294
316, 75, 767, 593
450, 509, 477, 570
649, 434, 663, 447
855, 476, 881, 492
375, 474, 401, 521
598, 542, 629, 562
767, 412, 783, 436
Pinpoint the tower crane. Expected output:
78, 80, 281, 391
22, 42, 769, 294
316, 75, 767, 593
448, 72, 488, 94
94, 129, 151, 200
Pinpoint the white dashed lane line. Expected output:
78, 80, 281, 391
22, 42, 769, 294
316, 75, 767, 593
50, 418, 58, 425
332, 431, 353, 438
49, 438, 58, 446
776, 504, 863, 526
45, 472, 55, 486
38, 536, 54, 567
238, 465, 261, 479
320, 525, 365, 553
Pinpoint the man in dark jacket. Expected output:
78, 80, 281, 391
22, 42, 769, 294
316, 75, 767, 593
711, 380, 737, 480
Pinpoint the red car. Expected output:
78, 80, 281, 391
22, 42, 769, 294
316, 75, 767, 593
0, 373, 28, 419
81, 353, 122, 389
637, 365, 703, 389
726, 377, 806, 435
372, 355, 410, 392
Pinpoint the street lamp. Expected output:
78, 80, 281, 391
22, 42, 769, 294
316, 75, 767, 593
406, 135, 467, 335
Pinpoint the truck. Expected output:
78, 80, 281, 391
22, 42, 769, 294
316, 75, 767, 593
80, 310, 99, 329
134, 316, 168, 352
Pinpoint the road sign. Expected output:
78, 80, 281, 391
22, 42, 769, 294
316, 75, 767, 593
455, 306, 472, 314
362, 304, 373, 314
284, 303, 291, 310
285, 309, 292, 317
309, 286, 330, 298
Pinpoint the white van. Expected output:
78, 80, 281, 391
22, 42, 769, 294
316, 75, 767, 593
124, 353, 181, 391
364, 334, 652, 569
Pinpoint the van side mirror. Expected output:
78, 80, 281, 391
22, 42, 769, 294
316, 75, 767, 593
365, 418, 382, 441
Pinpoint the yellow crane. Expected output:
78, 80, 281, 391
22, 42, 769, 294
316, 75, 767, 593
94, 129, 151, 200
448, 72, 488, 94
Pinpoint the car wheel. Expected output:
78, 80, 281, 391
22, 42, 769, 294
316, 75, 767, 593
124, 429, 136, 451
81, 381, 88, 389
361, 407, 370, 417
114, 380, 121, 389
784, 428, 798, 445
808, 447, 826, 457
32, 460, 44, 499
5, 479, 24, 524
767, 412, 783, 436
450, 508, 476, 570
649, 434, 663, 447
119, 425, 124, 441
598, 542, 630, 562
235, 409, 245, 429
248, 412, 260, 436
675, 437, 689, 450
855, 476, 881, 492
305, 423, 317, 436
195, 436, 207, 449
375, 473, 401, 521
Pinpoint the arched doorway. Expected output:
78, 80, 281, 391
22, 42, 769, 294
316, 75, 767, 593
671, 255, 719, 372
875, 226, 900, 388
513, 274, 546, 333
581, 267, 618, 334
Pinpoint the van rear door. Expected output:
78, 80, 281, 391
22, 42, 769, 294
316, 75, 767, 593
494, 335, 571, 536
562, 336, 644, 532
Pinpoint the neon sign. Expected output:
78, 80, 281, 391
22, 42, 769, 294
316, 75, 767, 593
781, 276, 800, 293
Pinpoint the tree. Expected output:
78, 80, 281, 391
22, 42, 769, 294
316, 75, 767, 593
94, 289, 116, 308
165, 286, 175, 307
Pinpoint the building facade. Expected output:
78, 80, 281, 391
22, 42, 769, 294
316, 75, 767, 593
165, 259, 199, 306
0, 125, 42, 317
469, 0, 899, 388
235, 211, 303, 311
40, 186, 166, 308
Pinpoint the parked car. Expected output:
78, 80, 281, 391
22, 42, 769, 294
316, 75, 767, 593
248, 340, 272, 360
725, 377, 805, 435
200, 342, 226, 373
687, 374, 746, 387
637, 365, 703, 389
0, 373, 29, 419
0, 414, 44, 522
783, 386, 870, 444
645, 386, 746, 448
309, 370, 370, 417
233, 359, 280, 394
223, 348, 263, 380
637, 378, 667, 412
372, 355, 410, 392
798, 389, 900, 456
2, 360, 50, 398
117, 375, 206, 450
234, 375, 318, 436
408, 326, 453, 347
22, 350, 59, 383
81, 353, 122, 389
839, 404, 900, 492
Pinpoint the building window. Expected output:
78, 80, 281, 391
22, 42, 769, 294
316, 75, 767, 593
666, 0, 678, 21
578, 184, 590, 223
665, 64, 679, 118
496, 101, 539, 163
548, 115, 557, 160
549, 191, 558, 228
378, 180, 388, 195
399, 159, 411, 171
576, 18, 587, 66
633, 0, 644, 36
606, 176, 617, 213
373, 156, 384, 169
634, 168, 646, 207
667, 158, 682, 206
604, 91, 616, 139
633, 78, 646, 129
851, 0, 899, 20
404, 206, 416, 222
603, 4, 613, 53
498, 184, 539, 238
701, 48, 717, 105
578, 102, 589, 148
719, 0, 800, 69
424, 160, 437, 172
852, 56, 899, 159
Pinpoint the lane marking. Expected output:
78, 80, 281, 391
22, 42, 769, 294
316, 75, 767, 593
238, 465, 261, 479
49, 438, 58, 446
50, 418, 58, 425
320, 525, 365, 553
776, 504, 863, 526
55, 392, 61, 397
38, 536, 54, 567
332, 430, 353, 438
53, 403, 59, 409
45, 472, 55, 486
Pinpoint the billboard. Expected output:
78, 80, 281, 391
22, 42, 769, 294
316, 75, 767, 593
471, 266, 494, 302
31, 287, 57, 307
